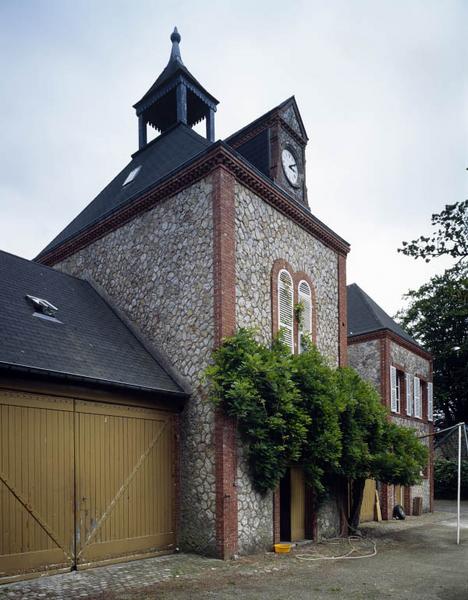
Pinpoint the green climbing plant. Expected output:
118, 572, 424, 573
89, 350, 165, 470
206, 328, 428, 511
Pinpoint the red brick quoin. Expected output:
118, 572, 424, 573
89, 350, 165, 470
212, 166, 238, 559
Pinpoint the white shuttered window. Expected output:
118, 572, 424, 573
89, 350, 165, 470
298, 280, 312, 353
406, 373, 413, 416
278, 269, 294, 352
428, 382, 434, 422
390, 366, 399, 412
414, 376, 422, 418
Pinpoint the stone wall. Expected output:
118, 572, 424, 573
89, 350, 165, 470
390, 341, 431, 379
234, 181, 341, 548
54, 178, 218, 554
316, 498, 341, 540
234, 182, 339, 362
348, 340, 381, 392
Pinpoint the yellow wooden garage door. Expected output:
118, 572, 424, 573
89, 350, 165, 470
0, 391, 175, 580
75, 400, 175, 566
0, 391, 75, 579
360, 479, 376, 522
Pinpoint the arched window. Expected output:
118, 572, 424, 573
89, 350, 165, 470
298, 280, 312, 353
278, 269, 294, 352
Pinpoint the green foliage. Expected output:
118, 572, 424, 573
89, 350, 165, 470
398, 200, 467, 263
372, 422, 428, 486
291, 343, 342, 496
206, 328, 428, 496
397, 199, 468, 427
294, 302, 305, 326
206, 329, 309, 493
335, 367, 387, 481
434, 458, 468, 500
397, 264, 468, 426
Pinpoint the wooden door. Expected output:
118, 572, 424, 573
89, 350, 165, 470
360, 479, 376, 522
0, 391, 75, 579
75, 401, 175, 566
290, 467, 305, 541
394, 484, 404, 506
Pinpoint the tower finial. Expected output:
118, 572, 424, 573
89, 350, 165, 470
169, 27, 183, 64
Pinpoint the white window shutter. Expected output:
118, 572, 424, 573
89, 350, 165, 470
390, 366, 398, 412
278, 269, 294, 352
298, 280, 312, 353
428, 382, 433, 422
406, 373, 413, 416
414, 376, 421, 418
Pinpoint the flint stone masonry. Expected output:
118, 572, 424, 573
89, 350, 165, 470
316, 497, 341, 540
390, 341, 430, 379
348, 340, 381, 391
54, 178, 218, 555
234, 182, 339, 363
281, 104, 302, 137
234, 181, 341, 547
236, 444, 274, 555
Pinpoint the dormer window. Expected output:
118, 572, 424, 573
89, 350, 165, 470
122, 166, 141, 187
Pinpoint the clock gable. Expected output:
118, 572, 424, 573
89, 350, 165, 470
226, 97, 309, 209
270, 98, 308, 207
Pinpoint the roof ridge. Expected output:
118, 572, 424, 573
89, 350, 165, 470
225, 96, 307, 143
0, 248, 89, 286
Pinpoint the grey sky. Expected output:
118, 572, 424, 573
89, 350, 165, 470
0, 0, 466, 315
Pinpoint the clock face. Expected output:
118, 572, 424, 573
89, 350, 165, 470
281, 148, 299, 186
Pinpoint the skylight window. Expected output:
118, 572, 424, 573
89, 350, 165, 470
122, 166, 141, 186
26, 294, 62, 323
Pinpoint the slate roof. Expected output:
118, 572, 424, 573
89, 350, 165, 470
347, 283, 419, 347
0, 250, 187, 395
37, 124, 212, 258
134, 54, 219, 110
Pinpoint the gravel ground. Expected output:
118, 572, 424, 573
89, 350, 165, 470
1, 501, 467, 599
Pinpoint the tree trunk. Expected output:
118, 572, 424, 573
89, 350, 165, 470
349, 477, 366, 531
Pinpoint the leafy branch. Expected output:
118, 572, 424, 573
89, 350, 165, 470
398, 200, 467, 264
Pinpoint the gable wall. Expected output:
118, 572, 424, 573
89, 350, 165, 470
348, 339, 381, 392
53, 177, 218, 555
234, 181, 341, 552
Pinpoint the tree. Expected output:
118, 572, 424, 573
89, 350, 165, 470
206, 329, 427, 529
335, 368, 427, 528
398, 200, 467, 263
397, 200, 468, 426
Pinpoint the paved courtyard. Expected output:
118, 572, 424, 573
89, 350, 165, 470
1, 501, 467, 599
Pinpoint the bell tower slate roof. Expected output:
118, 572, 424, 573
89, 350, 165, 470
134, 28, 219, 147
36, 31, 350, 265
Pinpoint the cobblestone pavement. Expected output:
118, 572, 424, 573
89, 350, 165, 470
1, 506, 467, 599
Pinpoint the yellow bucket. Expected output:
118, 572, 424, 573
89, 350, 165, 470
274, 543, 292, 554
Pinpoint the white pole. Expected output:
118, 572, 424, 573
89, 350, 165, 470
457, 423, 462, 545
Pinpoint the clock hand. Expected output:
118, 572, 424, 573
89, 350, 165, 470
288, 164, 297, 171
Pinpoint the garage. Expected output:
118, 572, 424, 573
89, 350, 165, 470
0, 390, 176, 580
0, 248, 189, 582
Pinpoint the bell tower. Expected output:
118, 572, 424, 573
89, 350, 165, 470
134, 28, 219, 149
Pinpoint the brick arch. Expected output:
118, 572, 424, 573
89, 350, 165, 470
270, 259, 318, 354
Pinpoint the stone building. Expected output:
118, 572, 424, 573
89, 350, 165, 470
32, 28, 350, 561
5, 27, 431, 582
347, 283, 434, 519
